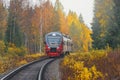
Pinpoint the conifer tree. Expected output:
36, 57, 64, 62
0, 0, 7, 40
5, 0, 23, 47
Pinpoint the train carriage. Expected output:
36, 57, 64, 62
44, 32, 72, 57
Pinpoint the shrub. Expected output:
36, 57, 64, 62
7, 46, 28, 57
7, 47, 17, 57
16, 60, 27, 66
61, 49, 120, 80
61, 54, 104, 80
0, 42, 44, 74
15, 47, 28, 57
0, 53, 44, 74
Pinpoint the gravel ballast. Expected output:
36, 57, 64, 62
44, 58, 62, 80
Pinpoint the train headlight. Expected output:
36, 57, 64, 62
57, 47, 59, 49
52, 33, 56, 36
57, 47, 61, 52
48, 46, 50, 49
46, 45, 50, 50
57, 47, 60, 52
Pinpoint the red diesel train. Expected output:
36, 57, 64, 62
44, 32, 72, 57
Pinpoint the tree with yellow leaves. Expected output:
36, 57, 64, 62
67, 11, 92, 51
54, 0, 69, 34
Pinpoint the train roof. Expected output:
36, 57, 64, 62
45, 32, 71, 39
46, 32, 62, 35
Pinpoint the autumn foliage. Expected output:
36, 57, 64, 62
0, 0, 93, 75
0, 40, 44, 73
92, 0, 120, 49
61, 48, 120, 80
0, 0, 120, 79
0, 53, 43, 73
0, 0, 92, 53
61, 52, 104, 80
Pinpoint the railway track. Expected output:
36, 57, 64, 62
0, 57, 56, 80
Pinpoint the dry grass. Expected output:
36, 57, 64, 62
0, 53, 44, 73
61, 48, 120, 80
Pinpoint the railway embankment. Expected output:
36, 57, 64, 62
0, 56, 63, 80
0, 53, 45, 79
61, 48, 120, 80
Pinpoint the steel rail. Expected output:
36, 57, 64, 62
38, 58, 56, 80
0, 57, 49, 80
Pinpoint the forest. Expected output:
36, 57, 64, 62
61, 0, 120, 79
0, 0, 120, 79
0, 0, 92, 54
0, 0, 119, 54
92, 0, 120, 49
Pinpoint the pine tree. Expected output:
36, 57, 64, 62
91, 0, 114, 49
79, 14, 84, 23
106, 0, 120, 48
0, 1, 7, 40
5, 0, 23, 47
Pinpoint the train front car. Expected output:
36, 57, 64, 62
45, 32, 63, 57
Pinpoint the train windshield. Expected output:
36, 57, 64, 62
46, 36, 62, 47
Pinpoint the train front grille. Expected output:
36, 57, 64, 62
50, 48, 56, 52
